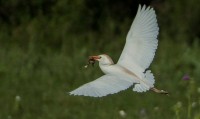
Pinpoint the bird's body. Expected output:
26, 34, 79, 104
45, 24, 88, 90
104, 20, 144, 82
99, 59, 140, 84
70, 5, 168, 97
100, 64, 138, 83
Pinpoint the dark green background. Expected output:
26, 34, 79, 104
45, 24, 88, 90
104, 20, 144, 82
0, 0, 200, 119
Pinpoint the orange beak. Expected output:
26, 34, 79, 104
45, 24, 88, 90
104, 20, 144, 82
89, 56, 101, 60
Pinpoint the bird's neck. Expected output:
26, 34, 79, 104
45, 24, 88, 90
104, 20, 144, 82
99, 63, 115, 74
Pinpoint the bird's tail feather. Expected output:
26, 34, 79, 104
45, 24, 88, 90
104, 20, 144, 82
144, 70, 155, 87
132, 70, 155, 92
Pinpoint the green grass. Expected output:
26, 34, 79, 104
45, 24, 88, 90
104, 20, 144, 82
0, 31, 200, 119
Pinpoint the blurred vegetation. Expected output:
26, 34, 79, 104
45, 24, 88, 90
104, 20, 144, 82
0, 0, 200, 119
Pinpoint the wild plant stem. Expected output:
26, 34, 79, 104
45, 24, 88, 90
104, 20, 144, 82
187, 94, 191, 119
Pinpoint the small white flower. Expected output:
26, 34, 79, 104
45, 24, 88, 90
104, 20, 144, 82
197, 87, 200, 93
176, 101, 182, 108
7, 115, 12, 119
119, 110, 126, 118
191, 102, 197, 108
139, 108, 146, 116
15, 95, 21, 102
154, 106, 159, 111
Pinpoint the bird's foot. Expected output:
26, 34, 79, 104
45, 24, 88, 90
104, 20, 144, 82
150, 87, 169, 96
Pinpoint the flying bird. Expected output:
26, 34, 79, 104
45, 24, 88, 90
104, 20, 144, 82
70, 4, 168, 97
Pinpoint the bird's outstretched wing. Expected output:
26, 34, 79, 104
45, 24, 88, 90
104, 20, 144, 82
69, 75, 135, 97
117, 5, 159, 78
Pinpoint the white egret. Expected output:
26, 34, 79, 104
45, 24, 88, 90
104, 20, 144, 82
70, 4, 168, 97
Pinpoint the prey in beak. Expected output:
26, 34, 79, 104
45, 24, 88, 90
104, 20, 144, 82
84, 56, 100, 68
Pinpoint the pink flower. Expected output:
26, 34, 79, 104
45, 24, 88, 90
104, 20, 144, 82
182, 74, 190, 80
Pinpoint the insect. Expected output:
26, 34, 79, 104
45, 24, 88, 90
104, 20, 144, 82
84, 56, 96, 68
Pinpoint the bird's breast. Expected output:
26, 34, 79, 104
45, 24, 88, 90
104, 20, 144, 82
100, 64, 141, 83
99, 64, 135, 76
99, 64, 122, 74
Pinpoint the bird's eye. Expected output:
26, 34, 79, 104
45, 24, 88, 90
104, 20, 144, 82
99, 56, 102, 59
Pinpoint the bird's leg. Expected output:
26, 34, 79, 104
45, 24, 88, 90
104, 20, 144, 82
150, 87, 169, 96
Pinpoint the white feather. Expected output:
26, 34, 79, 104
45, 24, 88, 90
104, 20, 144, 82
69, 75, 136, 97
132, 70, 155, 92
117, 5, 159, 78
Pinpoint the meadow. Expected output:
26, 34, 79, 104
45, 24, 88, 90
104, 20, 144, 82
0, 0, 200, 119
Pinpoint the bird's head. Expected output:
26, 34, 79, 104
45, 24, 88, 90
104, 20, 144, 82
89, 54, 114, 65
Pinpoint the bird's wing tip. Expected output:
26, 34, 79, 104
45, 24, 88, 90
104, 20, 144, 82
68, 91, 76, 95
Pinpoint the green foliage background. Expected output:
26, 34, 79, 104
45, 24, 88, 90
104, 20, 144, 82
0, 0, 200, 119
